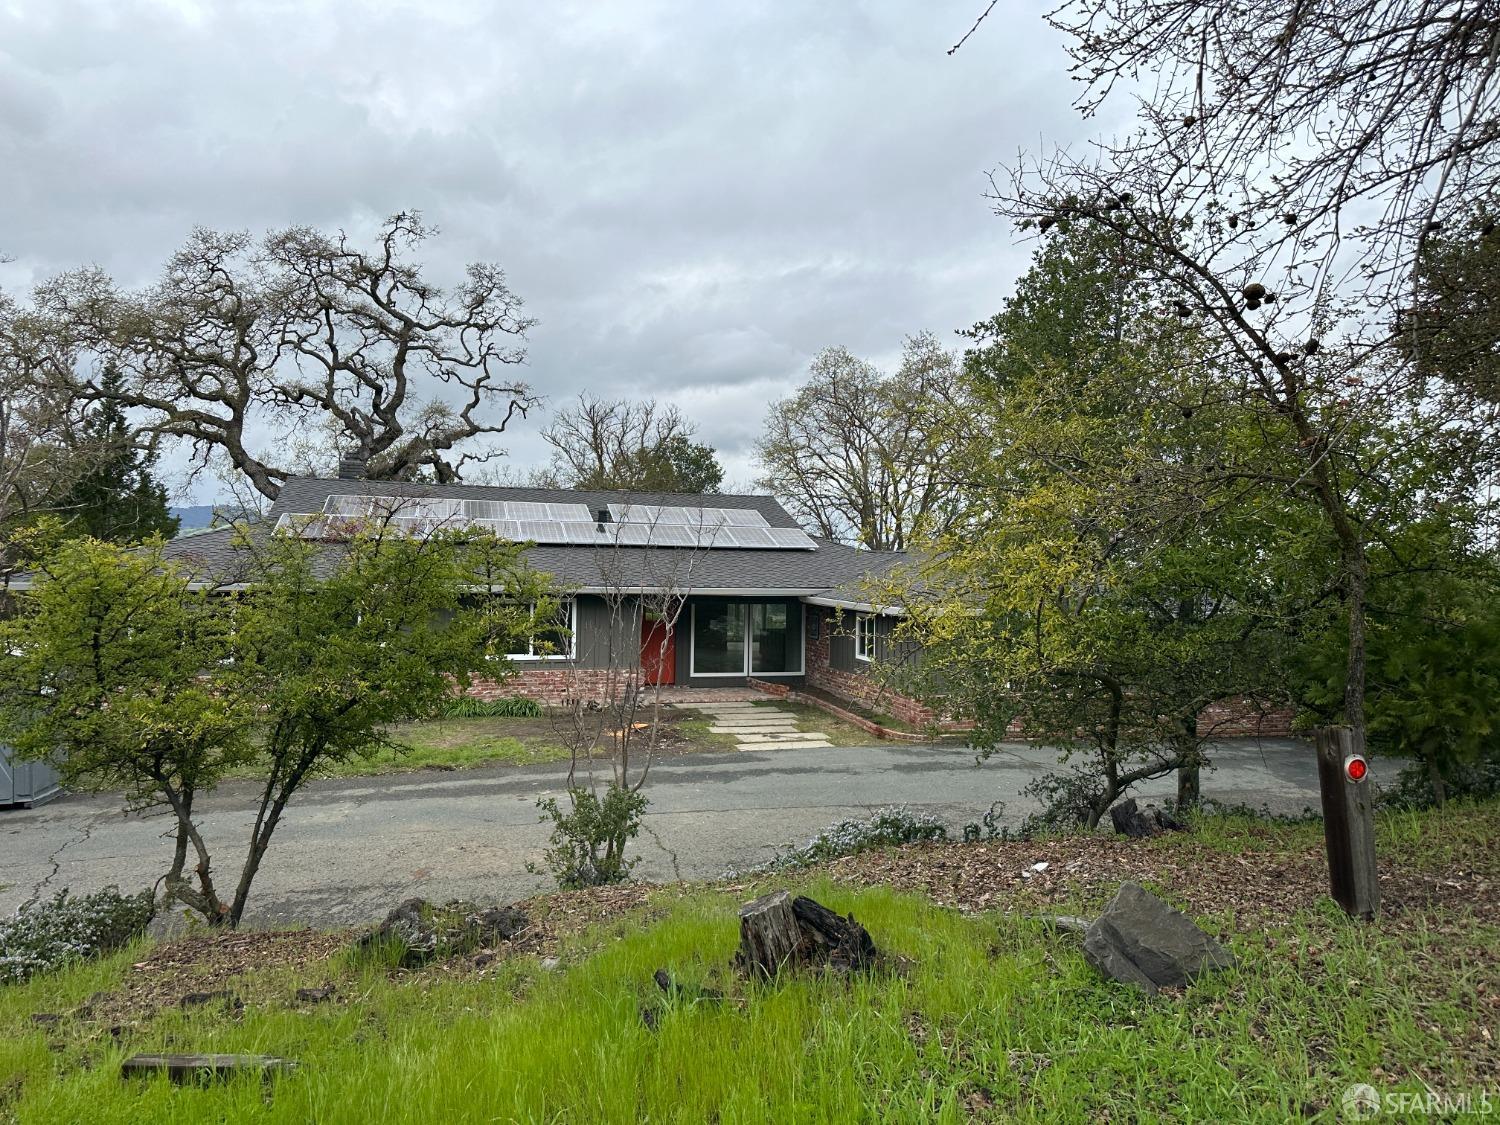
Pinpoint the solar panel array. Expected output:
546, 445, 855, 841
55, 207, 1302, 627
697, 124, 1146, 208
606, 504, 770, 528
278, 495, 816, 550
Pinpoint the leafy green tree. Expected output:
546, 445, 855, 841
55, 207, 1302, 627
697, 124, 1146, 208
0, 527, 549, 927
893, 334, 1294, 823
56, 366, 178, 544
0, 539, 253, 917
1291, 523, 1500, 804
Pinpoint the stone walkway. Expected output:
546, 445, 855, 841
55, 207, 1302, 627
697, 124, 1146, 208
672, 701, 834, 750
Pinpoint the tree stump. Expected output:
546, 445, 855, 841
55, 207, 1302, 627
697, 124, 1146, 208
734, 891, 878, 979
735, 891, 803, 979
1109, 798, 1185, 839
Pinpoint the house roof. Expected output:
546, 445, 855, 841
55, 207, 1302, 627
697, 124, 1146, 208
270, 477, 799, 530
143, 476, 904, 600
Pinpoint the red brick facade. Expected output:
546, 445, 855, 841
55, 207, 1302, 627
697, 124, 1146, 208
467, 669, 628, 707
470, 606, 1297, 740
803, 607, 944, 727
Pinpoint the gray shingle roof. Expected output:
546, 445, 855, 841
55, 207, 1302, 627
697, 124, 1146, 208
151, 477, 904, 596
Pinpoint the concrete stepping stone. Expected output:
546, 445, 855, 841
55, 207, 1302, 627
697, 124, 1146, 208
713, 731, 802, 738
738, 738, 833, 750
675, 702, 835, 751
736, 731, 827, 743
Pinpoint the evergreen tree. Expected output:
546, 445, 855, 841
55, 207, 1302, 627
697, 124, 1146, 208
59, 367, 179, 544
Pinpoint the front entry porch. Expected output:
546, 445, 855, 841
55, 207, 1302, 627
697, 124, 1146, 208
650, 686, 773, 704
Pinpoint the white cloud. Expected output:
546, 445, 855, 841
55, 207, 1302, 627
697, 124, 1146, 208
0, 0, 1115, 500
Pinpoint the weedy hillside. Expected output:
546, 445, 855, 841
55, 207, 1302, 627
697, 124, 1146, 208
1, 801, 1495, 1123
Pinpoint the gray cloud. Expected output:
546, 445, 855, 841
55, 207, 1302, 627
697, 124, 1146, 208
0, 0, 1113, 497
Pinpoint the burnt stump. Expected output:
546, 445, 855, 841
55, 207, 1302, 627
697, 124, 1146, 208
733, 891, 878, 979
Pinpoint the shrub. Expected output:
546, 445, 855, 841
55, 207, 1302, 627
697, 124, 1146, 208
1378, 756, 1500, 811
0, 887, 155, 985
760, 806, 948, 871
532, 784, 648, 889
445, 696, 543, 719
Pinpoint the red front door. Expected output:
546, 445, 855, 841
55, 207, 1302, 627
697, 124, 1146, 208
641, 616, 675, 685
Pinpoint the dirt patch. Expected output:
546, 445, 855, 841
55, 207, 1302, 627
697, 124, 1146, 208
67, 929, 348, 1031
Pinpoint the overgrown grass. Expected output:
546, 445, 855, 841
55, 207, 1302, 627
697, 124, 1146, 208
3, 861, 1494, 1121
1173, 796, 1500, 868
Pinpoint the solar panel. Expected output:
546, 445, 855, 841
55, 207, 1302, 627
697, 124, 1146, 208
720, 525, 776, 547
607, 504, 771, 528
714, 508, 771, 527
463, 500, 507, 520
764, 527, 817, 549
324, 495, 374, 516
286, 495, 815, 550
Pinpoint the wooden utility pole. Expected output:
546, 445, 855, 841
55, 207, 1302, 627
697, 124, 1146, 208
1315, 726, 1380, 920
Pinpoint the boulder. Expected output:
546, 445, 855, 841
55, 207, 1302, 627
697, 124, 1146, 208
356, 897, 529, 967
1082, 882, 1233, 995
1108, 798, 1186, 839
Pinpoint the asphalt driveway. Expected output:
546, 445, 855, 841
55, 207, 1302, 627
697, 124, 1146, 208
0, 738, 1326, 928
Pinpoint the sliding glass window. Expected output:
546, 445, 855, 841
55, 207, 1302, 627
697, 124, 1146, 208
691, 601, 802, 677
691, 599, 746, 675
750, 603, 795, 674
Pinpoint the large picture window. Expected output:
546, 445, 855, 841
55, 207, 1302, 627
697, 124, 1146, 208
691, 601, 802, 677
506, 599, 576, 661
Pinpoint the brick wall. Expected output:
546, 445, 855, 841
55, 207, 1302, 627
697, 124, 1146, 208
467, 668, 629, 706
1196, 697, 1295, 738
803, 607, 940, 727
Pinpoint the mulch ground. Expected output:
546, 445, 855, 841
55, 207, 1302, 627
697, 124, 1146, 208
823, 833, 1497, 927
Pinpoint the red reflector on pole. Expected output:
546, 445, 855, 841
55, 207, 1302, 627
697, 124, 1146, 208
1345, 756, 1368, 783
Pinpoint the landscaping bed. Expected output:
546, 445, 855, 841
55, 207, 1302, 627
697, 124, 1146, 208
2, 801, 1495, 1121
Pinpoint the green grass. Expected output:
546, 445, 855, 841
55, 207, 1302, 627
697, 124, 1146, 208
4, 832, 1495, 1123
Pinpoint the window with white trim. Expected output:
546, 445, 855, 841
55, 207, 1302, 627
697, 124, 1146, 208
505, 599, 576, 660
854, 613, 875, 663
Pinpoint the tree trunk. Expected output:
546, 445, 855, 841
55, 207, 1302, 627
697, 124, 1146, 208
1426, 755, 1448, 807
733, 892, 878, 978
1176, 764, 1200, 810
734, 891, 802, 979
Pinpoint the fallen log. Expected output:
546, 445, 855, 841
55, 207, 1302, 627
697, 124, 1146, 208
733, 890, 878, 979
121, 1054, 295, 1083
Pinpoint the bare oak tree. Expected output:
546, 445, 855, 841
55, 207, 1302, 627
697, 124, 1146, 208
756, 332, 962, 551
542, 394, 724, 493
38, 212, 536, 500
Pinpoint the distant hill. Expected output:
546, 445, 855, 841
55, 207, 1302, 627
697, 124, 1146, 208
170, 505, 218, 531
169, 504, 258, 534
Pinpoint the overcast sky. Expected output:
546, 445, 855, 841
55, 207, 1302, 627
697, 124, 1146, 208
1, 0, 1113, 501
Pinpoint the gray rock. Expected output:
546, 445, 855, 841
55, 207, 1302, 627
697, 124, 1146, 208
355, 897, 530, 968
1108, 798, 1186, 839
1082, 882, 1234, 995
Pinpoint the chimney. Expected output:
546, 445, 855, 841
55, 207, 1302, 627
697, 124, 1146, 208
337, 450, 368, 480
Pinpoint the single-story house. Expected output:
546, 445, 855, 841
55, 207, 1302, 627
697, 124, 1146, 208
142, 472, 939, 726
